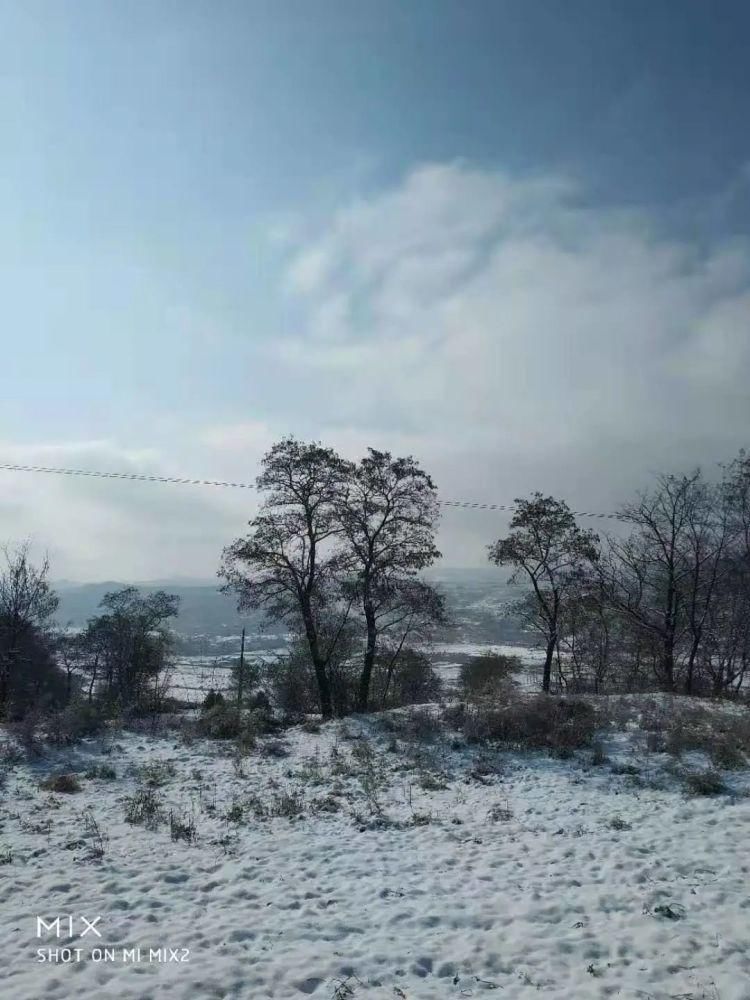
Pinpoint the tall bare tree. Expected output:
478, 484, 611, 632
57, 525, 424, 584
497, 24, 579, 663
488, 494, 599, 693
603, 472, 709, 692
219, 438, 352, 719
681, 476, 733, 693
337, 449, 442, 711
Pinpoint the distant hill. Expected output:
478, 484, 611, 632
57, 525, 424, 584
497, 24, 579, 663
54, 581, 256, 636
54, 569, 529, 647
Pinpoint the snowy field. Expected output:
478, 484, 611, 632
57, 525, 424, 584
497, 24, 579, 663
2, 700, 750, 1000
168, 643, 547, 698
427, 645, 547, 687
168, 653, 282, 701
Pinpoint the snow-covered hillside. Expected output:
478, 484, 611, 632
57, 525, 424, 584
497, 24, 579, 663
1, 702, 749, 1000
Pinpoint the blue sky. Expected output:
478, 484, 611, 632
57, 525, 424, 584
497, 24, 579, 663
1, 1, 749, 579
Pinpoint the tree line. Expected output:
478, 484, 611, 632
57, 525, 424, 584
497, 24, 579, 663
1, 440, 749, 725
0, 544, 180, 723
490, 453, 750, 696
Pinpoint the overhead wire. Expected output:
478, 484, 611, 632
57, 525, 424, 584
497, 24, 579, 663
0, 461, 626, 521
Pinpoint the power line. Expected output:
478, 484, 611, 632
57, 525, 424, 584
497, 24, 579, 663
0, 460, 625, 521
0, 462, 256, 490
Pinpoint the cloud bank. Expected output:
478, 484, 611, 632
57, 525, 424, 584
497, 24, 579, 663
3, 163, 749, 578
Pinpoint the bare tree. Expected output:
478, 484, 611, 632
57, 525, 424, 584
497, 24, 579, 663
558, 572, 615, 693
369, 579, 447, 708
681, 476, 733, 693
694, 452, 750, 695
219, 438, 352, 719
337, 449, 442, 712
488, 494, 599, 693
696, 554, 750, 695
603, 472, 711, 692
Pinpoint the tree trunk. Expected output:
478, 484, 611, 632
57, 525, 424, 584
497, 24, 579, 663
542, 633, 556, 693
87, 661, 97, 704
381, 631, 408, 709
0, 670, 7, 717
661, 636, 676, 692
685, 633, 701, 695
301, 606, 333, 719
356, 603, 377, 713
313, 657, 333, 719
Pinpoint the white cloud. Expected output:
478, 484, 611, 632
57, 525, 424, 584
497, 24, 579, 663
198, 421, 274, 454
3, 163, 749, 577
271, 163, 750, 564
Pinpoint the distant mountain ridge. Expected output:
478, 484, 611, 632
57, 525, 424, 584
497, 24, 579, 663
54, 569, 526, 645
54, 581, 250, 635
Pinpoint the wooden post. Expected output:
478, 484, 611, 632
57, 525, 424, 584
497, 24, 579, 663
237, 627, 246, 710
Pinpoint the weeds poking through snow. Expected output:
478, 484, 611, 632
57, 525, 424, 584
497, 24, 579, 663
232, 751, 246, 778
20, 816, 52, 835
310, 793, 341, 814
244, 788, 305, 820
85, 764, 117, 781
488, 802, 514, 822
331, 976, 363, 999
124, 787, 164, 830
140, 760, 176, 787
408, 811, 433, 827
295, 753, 326, 786
650, 902, 686, 920
225, 802, 245, 823
590, 742, 608, 766
419, 772, 448, 791
348, 739, 389, 816
169, 809, 197, 842
80, 807, 108, 860
608, 816, 632, 831
271, 790, 305, 818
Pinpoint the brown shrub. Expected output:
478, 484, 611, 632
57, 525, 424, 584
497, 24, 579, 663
457, 695, 598, 751
460, 652, 519, 702
659, 704, 750, 760
683, 769, 727, 796
40, 773, 82, 794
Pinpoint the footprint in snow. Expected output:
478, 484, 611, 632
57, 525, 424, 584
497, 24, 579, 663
228, 928, 256, 942
295, 976, 324, 994
162, 871, 189, 884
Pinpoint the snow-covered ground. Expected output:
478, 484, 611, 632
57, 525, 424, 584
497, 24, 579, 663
427, 644, 544, 662
1, 704, 749, 1000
